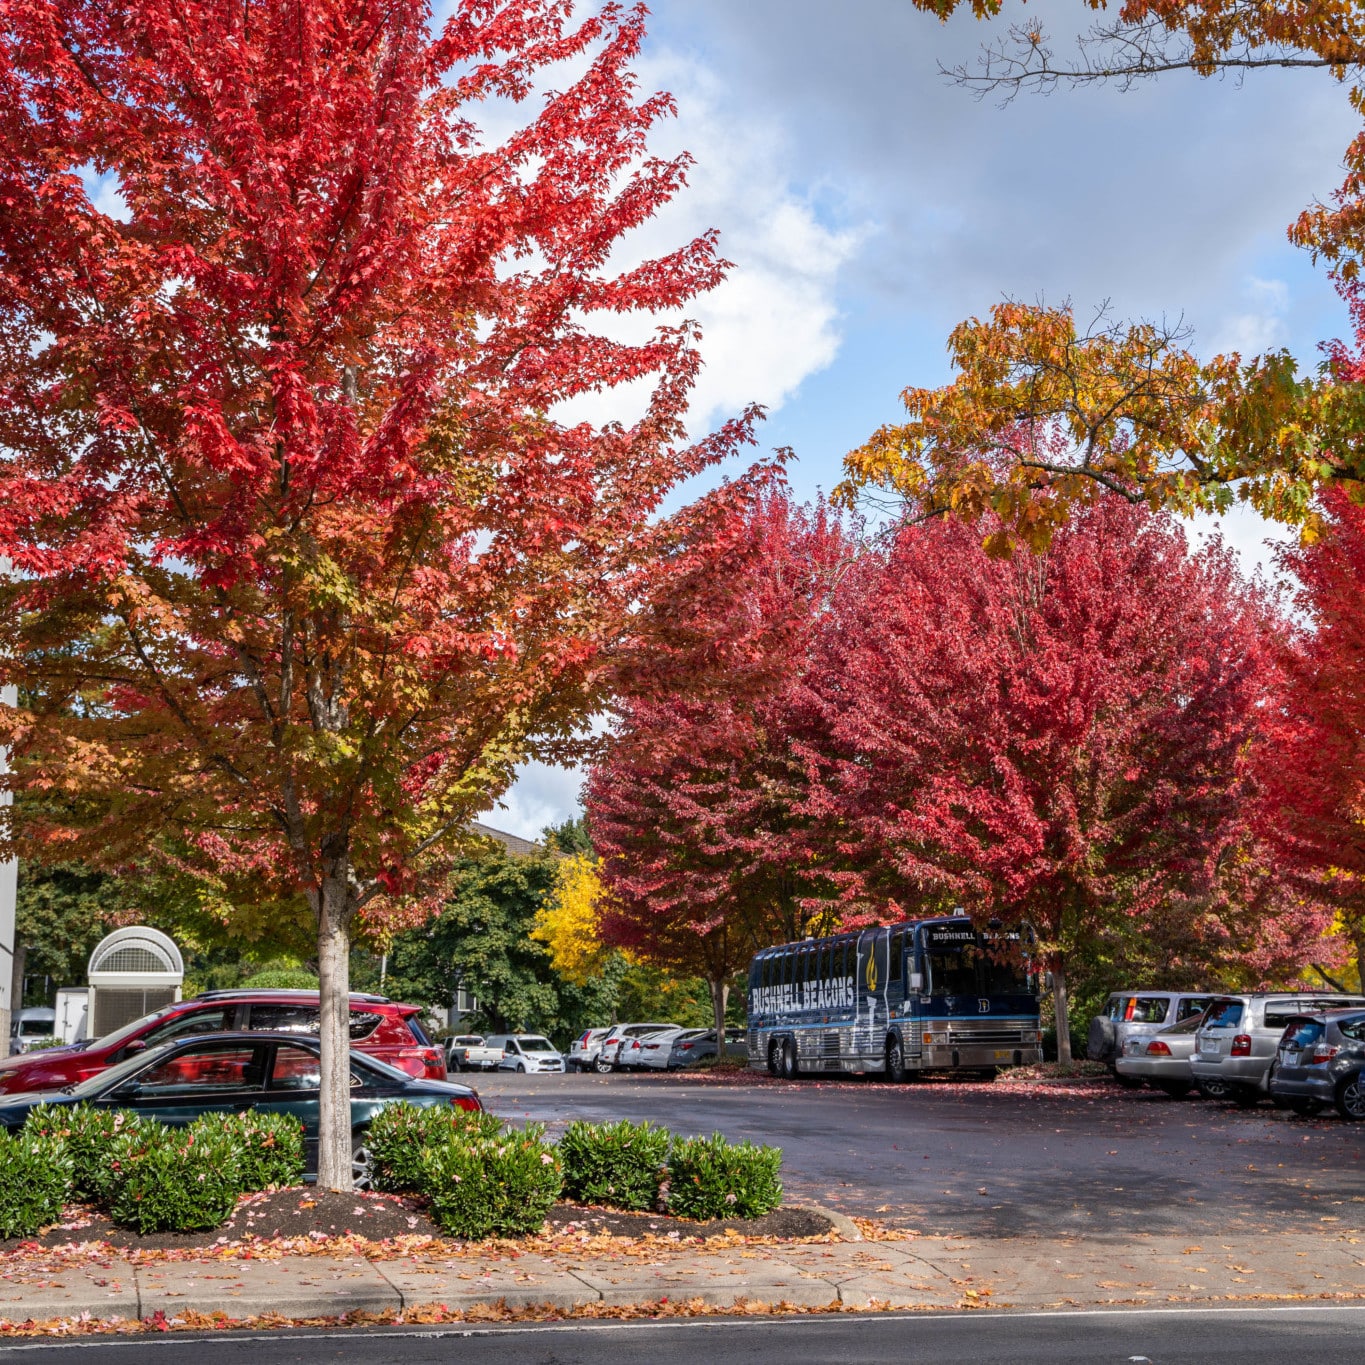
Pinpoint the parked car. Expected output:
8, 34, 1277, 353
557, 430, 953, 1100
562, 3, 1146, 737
1114, 1015, 1232, 1099
8, 1007, 56, 1056
1087, 992, 1216, 1075
0, 989, 447, 1095
667, 1027, 749, 1070
567, 1028, 611, 1072
1191, 992, 1365, 1107
631, 1026, 689, 1070
0, 1031, 481, 1186
594, 1023, 674, 1073
1267, 1009, 1365, 1120
445, 1035, 505, 1072
486, 1034, 566, 1073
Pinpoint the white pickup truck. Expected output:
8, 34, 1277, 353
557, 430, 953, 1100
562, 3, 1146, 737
445, 1034, 505, 1072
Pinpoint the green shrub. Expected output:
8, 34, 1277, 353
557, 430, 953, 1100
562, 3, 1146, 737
419, 1126, 561, 1239
189, 1111, 305, 1191
24, 1103, 148, 1206
0, 1129, 72, 1237
666, 1132, 783, 1221
558, 1119, 670, 1211
106, 1123, 243, 1233
368, 1101, 501, 1193
239, 968, 319, 989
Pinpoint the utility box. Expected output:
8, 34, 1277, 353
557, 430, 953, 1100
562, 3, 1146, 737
86, 927, 183, 1038
53, 987, 89, 1045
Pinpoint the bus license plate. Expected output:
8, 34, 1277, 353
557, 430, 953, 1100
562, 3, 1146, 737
994, 1049, 1014, 1060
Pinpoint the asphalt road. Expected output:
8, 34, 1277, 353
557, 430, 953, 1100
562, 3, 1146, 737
5, 1307, 1365, 1363
470, 1069, 1365, 1239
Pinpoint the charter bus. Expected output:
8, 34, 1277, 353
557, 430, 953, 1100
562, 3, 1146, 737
746, 914, 1042, 1080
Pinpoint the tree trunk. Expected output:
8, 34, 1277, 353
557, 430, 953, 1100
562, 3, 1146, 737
709, 975, 728, 1056
315, 879, 354, 1192
1051, 959, 1072, 1066
1353, 921, 1365, 996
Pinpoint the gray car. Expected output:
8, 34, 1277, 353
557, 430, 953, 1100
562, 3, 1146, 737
1191, 992, 1365, 1107
1087, 991, 1216, 1077
1114, 1014, 1232, 1099
1267, 1009, 1365, 1120
668, 1027, 748, 1069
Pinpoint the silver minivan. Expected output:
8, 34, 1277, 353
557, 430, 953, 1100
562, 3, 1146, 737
1191, 992, 1365, 1107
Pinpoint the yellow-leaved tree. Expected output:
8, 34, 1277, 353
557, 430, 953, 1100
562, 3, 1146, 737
532, 853, 624, 987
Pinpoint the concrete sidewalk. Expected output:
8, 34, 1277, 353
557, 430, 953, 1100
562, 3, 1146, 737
1, 1227, 1361, 1327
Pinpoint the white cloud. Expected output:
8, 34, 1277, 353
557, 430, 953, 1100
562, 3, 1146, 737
550, 50, 865, 438
1206, 277, 1292, 358
485, 760, 584, 841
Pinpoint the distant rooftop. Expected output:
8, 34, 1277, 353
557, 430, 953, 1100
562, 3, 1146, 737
468, 820, 541, 859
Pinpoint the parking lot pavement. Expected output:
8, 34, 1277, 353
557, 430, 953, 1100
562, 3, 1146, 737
470, 1070, 1365, 1240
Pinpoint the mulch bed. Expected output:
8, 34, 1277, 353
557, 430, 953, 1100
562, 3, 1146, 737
1, 1190, 835, 1254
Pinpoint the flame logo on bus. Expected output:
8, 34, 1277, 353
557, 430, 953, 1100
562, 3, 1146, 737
865, 955, 878, 993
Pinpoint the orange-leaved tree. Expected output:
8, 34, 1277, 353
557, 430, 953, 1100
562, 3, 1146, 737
836, 2, 1365, 548
0, 0, 759, 1186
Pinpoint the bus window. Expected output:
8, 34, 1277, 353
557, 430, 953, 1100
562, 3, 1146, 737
890, 932, 903, 984
927, 944, 977, 995
978, 943, 1029, 994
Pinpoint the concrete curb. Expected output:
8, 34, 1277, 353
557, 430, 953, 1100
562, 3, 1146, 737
790, 1203, 863, 1242
2, 1230, 1363, 1330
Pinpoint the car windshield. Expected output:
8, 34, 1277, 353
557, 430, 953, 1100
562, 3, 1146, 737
92, 1006, 179, 1052
66, 1040, 180, 1098
518, 1037, 555, 1053
1124, 997, 1170, 1024
1202, 1000, 1244, 1028
18, 1020, 54, 1036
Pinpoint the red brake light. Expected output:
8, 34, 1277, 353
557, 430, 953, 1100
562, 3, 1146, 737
1146, 1040, 1172, 1056
1311, 1044, 1340, 1064
1231, 1034, 1252, 1056
449, 1095, 482, 1112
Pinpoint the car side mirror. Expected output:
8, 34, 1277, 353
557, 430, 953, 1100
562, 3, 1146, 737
109, 1080, 142, 1101
123, 1039, 148, 1056
1044, 972, 1055, 989
908, 972, 924, 992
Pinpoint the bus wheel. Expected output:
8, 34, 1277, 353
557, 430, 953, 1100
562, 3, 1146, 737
781, 1038, 798, 1080
885, 1035, 907, 1083
767, 1040, 781, 1076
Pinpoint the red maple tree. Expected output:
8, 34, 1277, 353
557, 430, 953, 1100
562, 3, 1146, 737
586, 486, 848, 1039
1263, 486, 1365, 991
0, 0, 757, 1183
801, 500, 1326, 1059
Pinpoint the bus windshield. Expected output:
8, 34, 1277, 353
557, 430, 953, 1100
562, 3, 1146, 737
924, 927, 1031, 996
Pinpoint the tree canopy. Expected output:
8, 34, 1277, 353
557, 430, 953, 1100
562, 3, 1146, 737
0, 0, 760, 1185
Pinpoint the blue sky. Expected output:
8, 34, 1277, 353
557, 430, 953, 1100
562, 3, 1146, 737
490, 0, 1362, 838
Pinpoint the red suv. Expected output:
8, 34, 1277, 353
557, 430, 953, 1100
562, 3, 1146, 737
0, 989, 446, 1094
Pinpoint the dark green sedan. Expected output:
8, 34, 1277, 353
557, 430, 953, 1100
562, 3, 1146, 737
0, 1031, 483, 1187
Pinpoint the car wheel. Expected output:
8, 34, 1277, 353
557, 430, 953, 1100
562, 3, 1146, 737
1288, 1097, 1324, 1118
594, 1055, 614, 1074
351, 1134, 376, 1191
767, 1040, 781, 1076
1335, 1073, 1365, 1121
1155, 1081, 1192, 1100
515, 1060, 526, 1073
885, 1035, 906, 1083
1197, 1078, 1233, 1101
781, 1037, 798, 1080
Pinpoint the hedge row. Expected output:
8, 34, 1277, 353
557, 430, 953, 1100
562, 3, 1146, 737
1, 1105, 305, 1237
0, 1105, 782, 1243
369, 1110, 782, 1237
